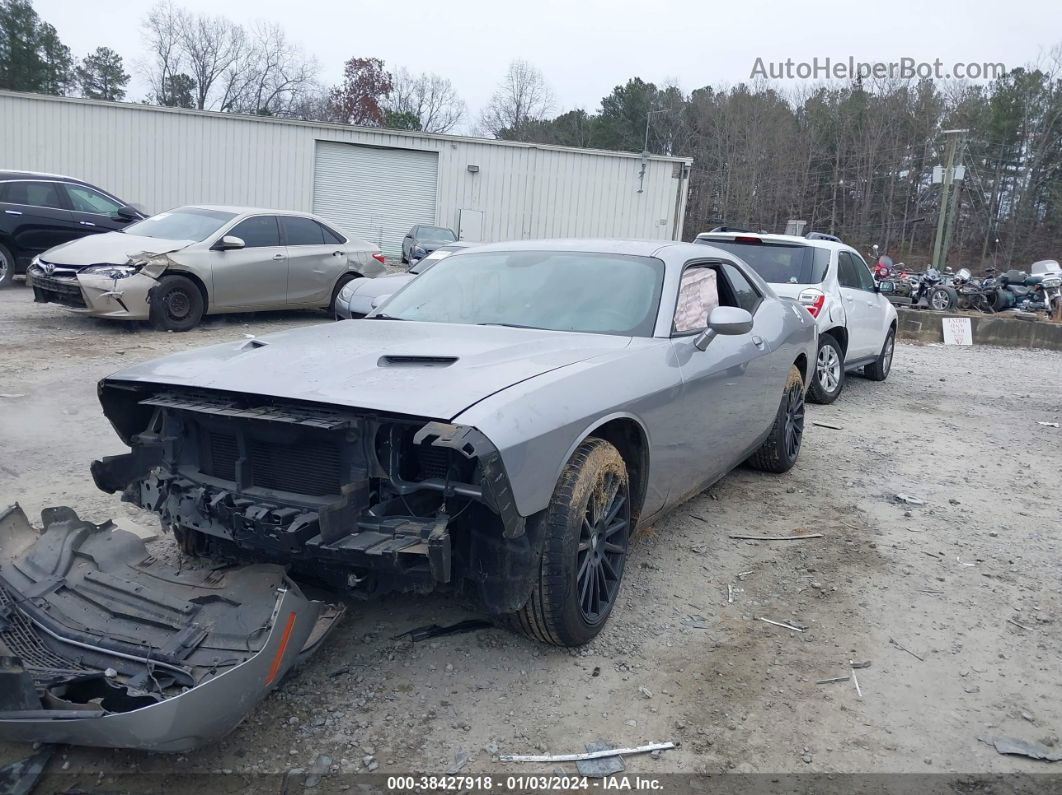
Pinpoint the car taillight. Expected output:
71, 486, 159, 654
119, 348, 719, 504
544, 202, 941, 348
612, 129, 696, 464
372, 252, 386, 264
798, 288, 826, 318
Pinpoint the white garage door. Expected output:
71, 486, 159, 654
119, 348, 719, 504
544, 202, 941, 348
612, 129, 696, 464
313, 141, 439, 258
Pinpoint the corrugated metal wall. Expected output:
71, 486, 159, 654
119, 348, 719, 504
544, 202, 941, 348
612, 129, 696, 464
0, 91, 690, 248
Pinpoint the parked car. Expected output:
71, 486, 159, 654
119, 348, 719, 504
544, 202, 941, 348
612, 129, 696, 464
0, 170, 145, 288
82, 240, 815, 658
694, 229, 897, 404
27, 206, 386, 330
335, 241, 478, 319
401, 224, 457, 263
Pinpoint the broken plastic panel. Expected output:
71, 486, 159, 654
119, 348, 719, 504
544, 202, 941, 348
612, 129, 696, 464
0, 503, 343, 752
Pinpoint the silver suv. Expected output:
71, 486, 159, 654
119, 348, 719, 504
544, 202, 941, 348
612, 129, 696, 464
694, 229, 897, 404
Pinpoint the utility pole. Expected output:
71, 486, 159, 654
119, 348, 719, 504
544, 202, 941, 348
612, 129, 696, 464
940, 145, 965, 269
931, 129, 966, 267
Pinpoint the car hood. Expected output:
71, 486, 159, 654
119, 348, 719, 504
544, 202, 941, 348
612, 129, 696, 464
42, 232, 192, 267
104, 320, 632, 420
349, 272, 414, 299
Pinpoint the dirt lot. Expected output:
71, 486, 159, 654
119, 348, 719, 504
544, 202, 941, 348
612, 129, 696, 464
1, 286, 1061, 787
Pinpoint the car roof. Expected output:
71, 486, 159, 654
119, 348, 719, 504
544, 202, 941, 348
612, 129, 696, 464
458, 238, 719, 259
0, 169, 93, 185
173, 205, 326, 218
696, 230, 848, 250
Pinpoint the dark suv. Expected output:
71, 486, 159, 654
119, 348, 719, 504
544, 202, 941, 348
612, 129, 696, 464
0, 171, 144, 287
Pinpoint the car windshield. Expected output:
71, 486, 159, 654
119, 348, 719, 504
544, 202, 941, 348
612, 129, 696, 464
377, 250, 665, 336
409, 247, 459, 274
121, 207, 237, 242
417, 226, 456, 244
696, 238, 829, 285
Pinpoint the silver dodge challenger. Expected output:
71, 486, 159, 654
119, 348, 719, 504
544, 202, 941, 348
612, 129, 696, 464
0, 239, 817, 750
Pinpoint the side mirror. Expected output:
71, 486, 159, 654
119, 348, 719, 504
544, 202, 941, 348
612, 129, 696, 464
215, 235, 245, 251
113, 206, 139, 222
370, 294, 393, 309
694, 306, 754, 351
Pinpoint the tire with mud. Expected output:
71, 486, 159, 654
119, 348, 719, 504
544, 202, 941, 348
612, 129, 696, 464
150, 274, 204, 331
746, 365, 805, 474
501, 437, 630, 647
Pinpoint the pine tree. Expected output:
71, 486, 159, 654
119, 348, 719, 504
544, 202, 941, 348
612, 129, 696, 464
76, 46, 129, 101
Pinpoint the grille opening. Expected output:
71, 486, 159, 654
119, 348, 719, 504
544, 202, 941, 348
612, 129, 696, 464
246, 438, 342, 496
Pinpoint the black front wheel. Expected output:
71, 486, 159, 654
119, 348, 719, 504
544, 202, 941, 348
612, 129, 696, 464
747, 365, 805, 474
864, 328, 895, 381
0, 243, 14, 288
502, 437, 630, 646
150, 274, 204, 331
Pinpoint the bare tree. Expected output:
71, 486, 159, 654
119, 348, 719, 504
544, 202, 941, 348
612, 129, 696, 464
479, 59, 553, 137
178, 11, 245, 110
384, 67, 465, 133
218, 22, 318, 116
143, 1, 187, 106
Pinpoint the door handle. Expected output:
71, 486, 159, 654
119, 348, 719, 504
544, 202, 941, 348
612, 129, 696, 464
332, 251, 343, 256
272, 253, 285, 260
4, 210, 22, 215
752, 335, 766, 348
79, 220, 96, 227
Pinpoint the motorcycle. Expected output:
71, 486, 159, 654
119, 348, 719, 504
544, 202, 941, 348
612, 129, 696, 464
992, 260, 1062, 315
921, 267, 956, 310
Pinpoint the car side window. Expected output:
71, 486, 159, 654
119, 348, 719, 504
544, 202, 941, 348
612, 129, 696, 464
281, 216, 325, 246
837, 252, 861, 289
229, 216, 281, 248
848, 252, 877, 291
0, 180, 65, 209
673, 266, 719, 333
719, 263, 762, 314
318, 221, 345, 244
65, 185, 123, 215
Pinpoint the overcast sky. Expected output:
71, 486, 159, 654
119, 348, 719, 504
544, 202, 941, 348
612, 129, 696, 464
37, 0, 1062, 130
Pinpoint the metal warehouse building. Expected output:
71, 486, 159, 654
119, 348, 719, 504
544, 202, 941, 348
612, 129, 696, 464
0, 91, 691, 257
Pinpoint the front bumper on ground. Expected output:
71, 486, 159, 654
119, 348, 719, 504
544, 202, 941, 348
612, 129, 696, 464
29, 269, 155, 320
0, 503, 343, 752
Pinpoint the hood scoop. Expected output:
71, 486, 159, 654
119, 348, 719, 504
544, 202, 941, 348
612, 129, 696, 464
377, 355, 458, 368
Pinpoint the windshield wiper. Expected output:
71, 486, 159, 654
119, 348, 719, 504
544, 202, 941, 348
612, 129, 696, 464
477, 322, 539, 329
370, 313, 407, 321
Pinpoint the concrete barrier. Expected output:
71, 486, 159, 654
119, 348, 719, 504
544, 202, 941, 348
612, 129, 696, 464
896, 308, 1062, 352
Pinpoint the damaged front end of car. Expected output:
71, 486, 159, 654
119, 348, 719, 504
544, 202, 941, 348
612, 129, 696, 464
0, 503, 343, 752
29, 251, 177, 319
91, 379, 542, 614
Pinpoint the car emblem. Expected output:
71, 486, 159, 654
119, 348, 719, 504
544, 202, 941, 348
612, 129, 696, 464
42, 262, 55, 275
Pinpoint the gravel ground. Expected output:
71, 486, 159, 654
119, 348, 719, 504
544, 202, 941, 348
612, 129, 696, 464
1, 286, 1061, 788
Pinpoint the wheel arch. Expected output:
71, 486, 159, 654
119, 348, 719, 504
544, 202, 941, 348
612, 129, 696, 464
157, 268, 210, 314
821, 325, 848, 356
563, 413, 650, 529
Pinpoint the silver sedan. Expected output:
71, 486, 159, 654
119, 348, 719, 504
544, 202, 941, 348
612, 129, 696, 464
28, 205, 386, 330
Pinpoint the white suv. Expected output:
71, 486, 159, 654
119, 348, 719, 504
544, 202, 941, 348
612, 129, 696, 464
694, 229, 897, 404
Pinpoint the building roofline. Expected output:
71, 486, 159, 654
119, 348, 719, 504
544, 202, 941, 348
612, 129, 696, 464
0, 90, 694, 165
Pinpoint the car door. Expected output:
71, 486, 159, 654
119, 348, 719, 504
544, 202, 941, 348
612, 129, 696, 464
209, 215, 288, 309
832, 252, 875, 358
0, 180, 81, 260
281, 215, 345, 306
62, 183, 130, 236
670, 261, 776, 493
848, 250, 890, 354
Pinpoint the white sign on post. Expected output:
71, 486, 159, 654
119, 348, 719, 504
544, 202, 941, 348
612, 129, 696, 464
942, 317, 973, 346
